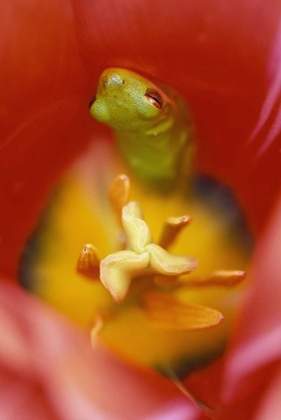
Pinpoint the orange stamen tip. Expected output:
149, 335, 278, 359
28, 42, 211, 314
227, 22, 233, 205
77, 244, 100, 279
109, 174, 130, 223
159, 215, 191, 249
141, 291, 224, 331
210, 270, 246, 286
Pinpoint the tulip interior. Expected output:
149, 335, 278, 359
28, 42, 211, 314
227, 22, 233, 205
20, 70, 253, 380
20, 142, 252, 377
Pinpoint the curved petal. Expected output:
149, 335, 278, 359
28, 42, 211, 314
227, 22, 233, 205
1, 0, 281, 280
0, 0, 92, 277
222, 190, 281, 402
254, 362, 281, 420
141, 291, 223, 331
0, 279, 200, 419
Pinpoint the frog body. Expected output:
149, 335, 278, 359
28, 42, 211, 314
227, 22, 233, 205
90, 68, 192, 192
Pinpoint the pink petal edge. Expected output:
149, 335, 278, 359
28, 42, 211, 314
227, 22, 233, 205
0, 280, 198, 420
223, 191, 281, 401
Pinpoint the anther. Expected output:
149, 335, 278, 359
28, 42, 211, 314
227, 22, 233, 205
77, 244, 100, 279
159, 215, 191, 249
108, 174, 130, 225
180, 270, 246, 289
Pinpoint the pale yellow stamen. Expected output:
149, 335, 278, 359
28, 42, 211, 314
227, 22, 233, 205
90, 309, 113, 342
90, 314, 104, 340
141, 291, 224, 330
77, 244, 100, 279
159, 215, 191, 249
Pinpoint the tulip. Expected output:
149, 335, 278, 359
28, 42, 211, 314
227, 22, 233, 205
1, 0, 281, 419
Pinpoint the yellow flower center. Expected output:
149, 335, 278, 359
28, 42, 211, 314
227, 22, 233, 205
20, 141, 252, 375
77, 174, 245, 337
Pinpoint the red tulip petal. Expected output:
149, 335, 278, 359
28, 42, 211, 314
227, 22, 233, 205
222, 191, 281, 401
74, 0, 281, 231
0, 0, 96, 277
1, 1, 281, 280
254, 362, 281, 420
0, 368, 59, 420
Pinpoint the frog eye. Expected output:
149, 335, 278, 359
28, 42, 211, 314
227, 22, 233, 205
89, 96, 96, 109
145, 88, 163, 110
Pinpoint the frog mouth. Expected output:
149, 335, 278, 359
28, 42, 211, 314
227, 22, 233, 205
88, 95, 96, 108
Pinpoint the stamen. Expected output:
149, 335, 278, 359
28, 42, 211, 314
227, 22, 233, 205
181, 270, 246, 288
90, 309, 113, 343
77, 173, 246, 349
108, 174, 130, 225
159, 216, 191, 249
141, 291, 224, 331
77, 244, 100, 279
90, 313, 104, 341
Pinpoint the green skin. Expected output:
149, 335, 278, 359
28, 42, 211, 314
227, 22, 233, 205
89, 68, 192, 192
